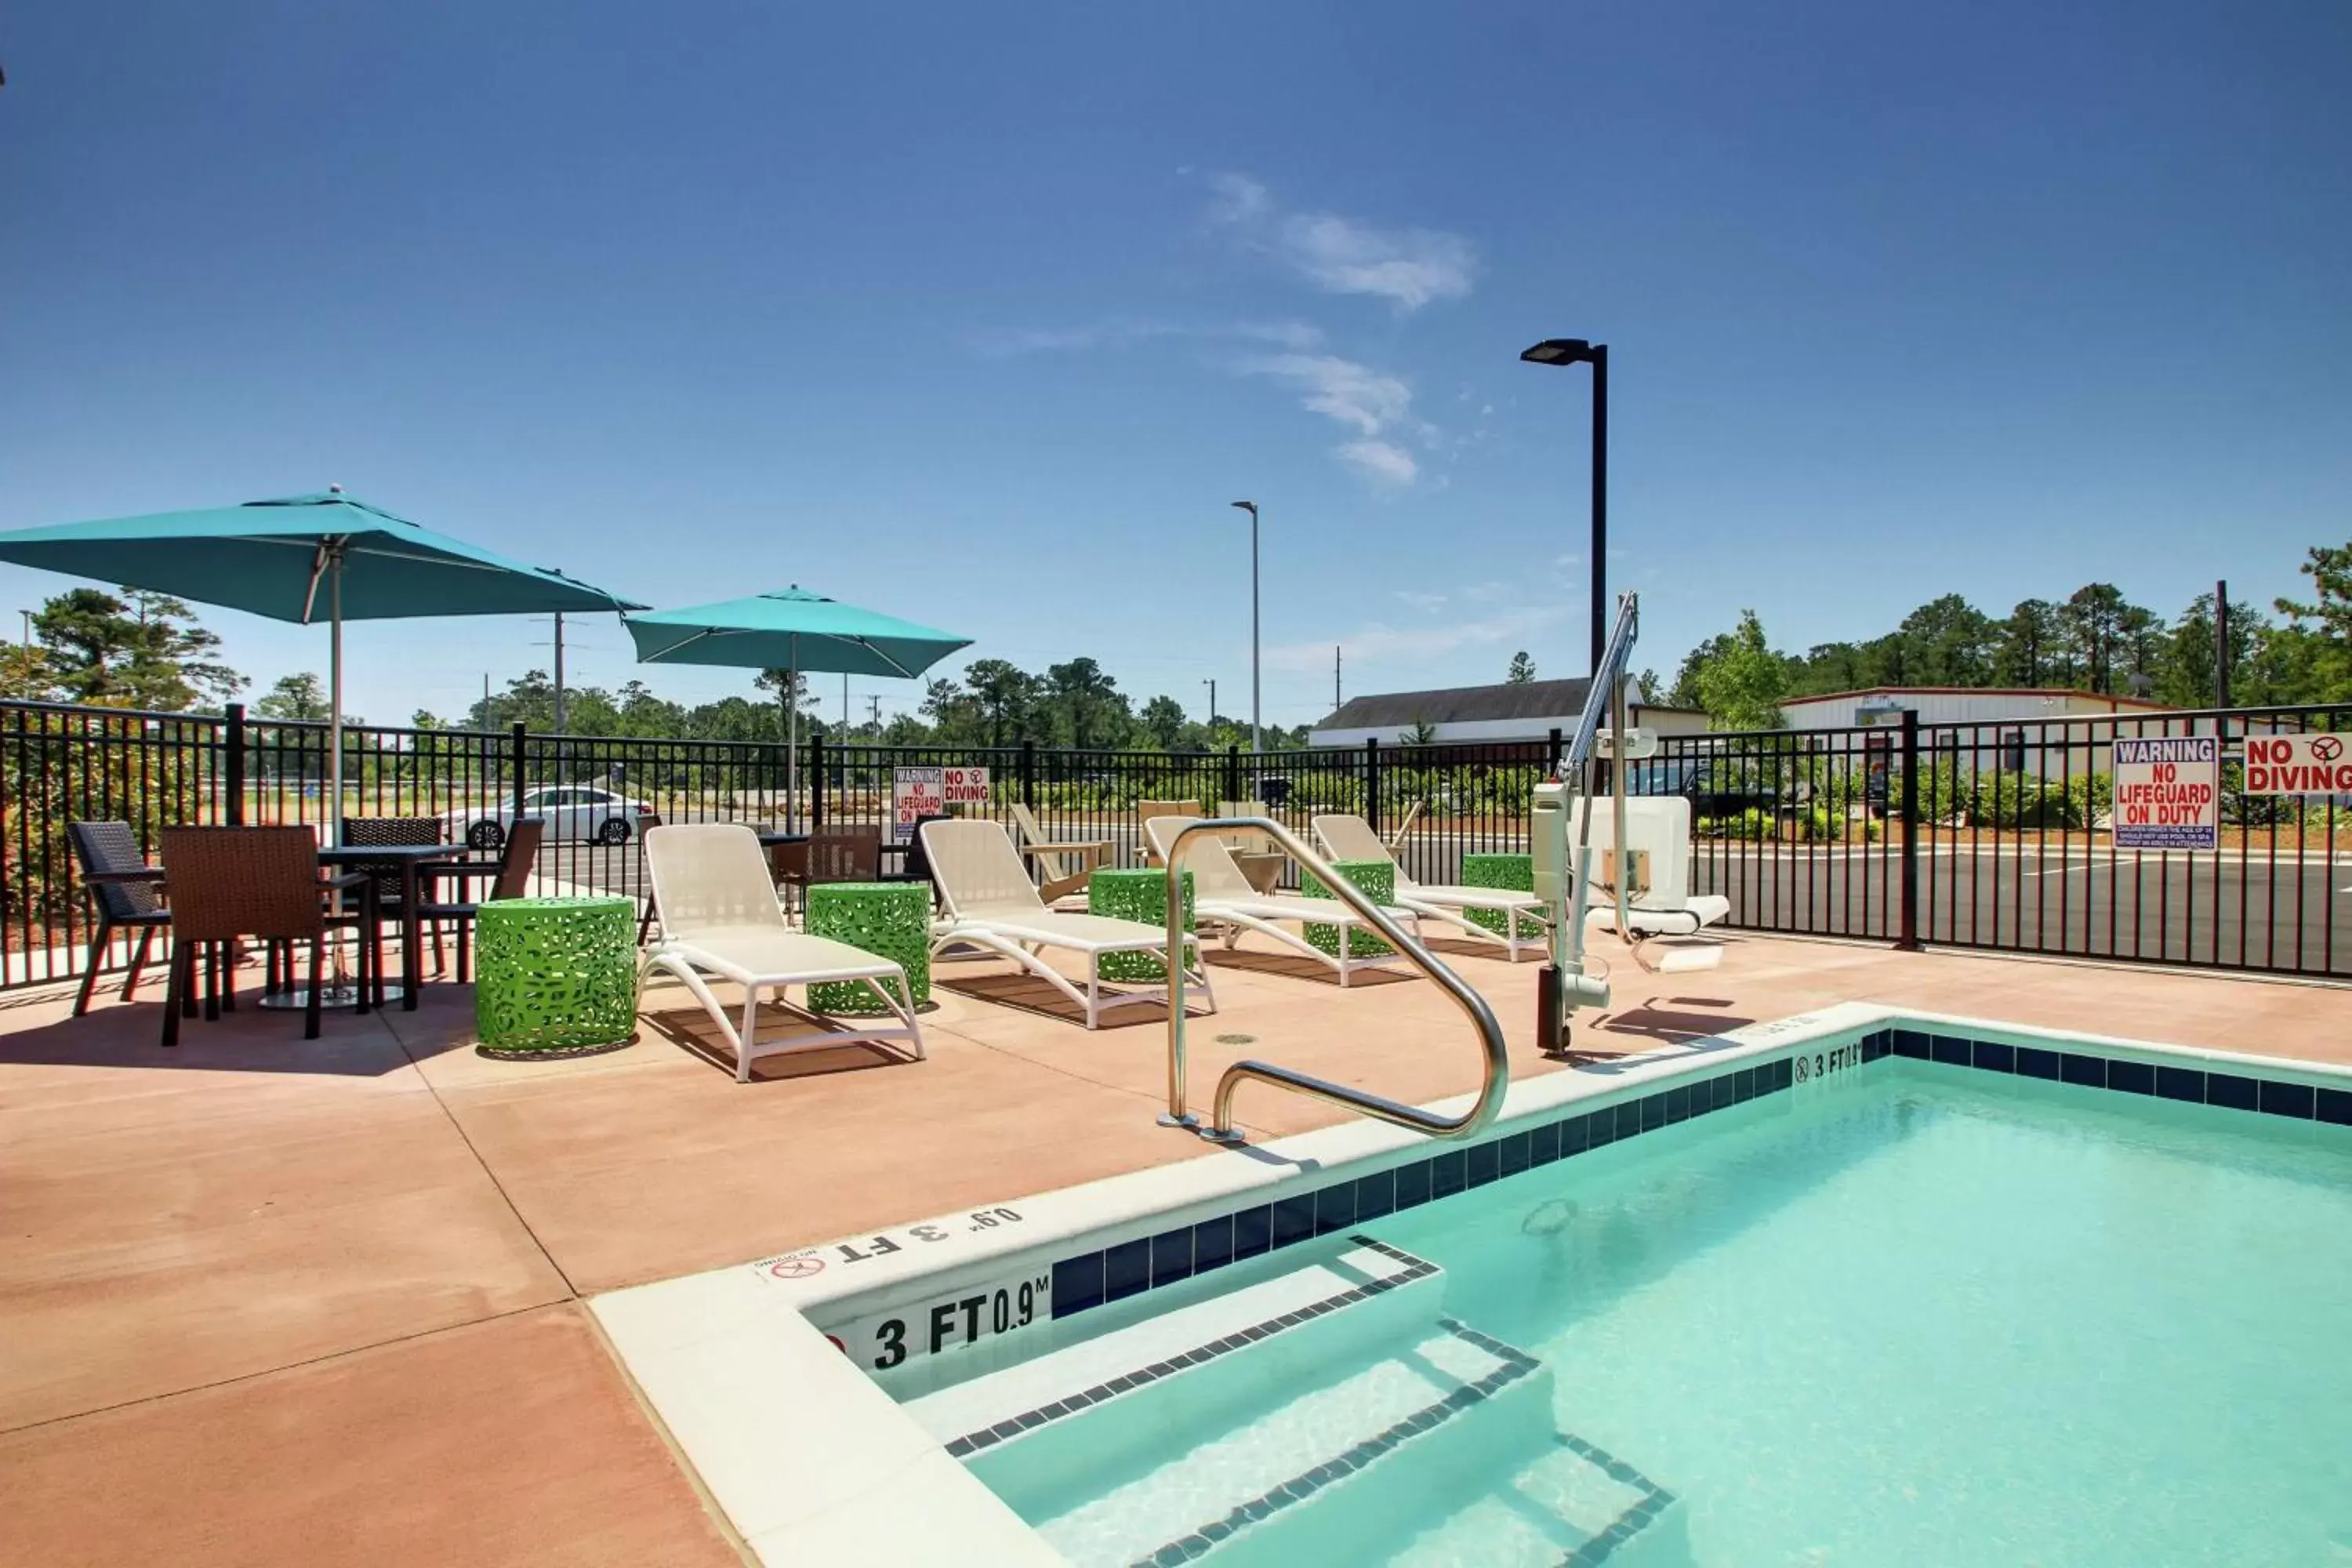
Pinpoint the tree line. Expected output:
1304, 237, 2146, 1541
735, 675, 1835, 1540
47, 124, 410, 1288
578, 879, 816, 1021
1661, 542, 2352, 730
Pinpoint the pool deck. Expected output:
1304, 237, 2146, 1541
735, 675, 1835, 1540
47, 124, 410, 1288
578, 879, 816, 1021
5, 932, 2350, 1565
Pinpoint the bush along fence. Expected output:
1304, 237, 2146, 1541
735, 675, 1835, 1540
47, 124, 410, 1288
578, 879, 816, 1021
3, 697, 2349, 990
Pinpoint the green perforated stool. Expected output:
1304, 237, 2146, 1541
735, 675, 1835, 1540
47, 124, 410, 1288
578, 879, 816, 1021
1087, 867, 1193, 982
805, 880, 932, 1014
1460, 852, 1535, 937
474, 895, 638, 1058
1301, 858, 1396, 958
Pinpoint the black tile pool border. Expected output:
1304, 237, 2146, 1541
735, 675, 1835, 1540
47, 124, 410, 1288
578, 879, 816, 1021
1047, 1026, 2349, 1323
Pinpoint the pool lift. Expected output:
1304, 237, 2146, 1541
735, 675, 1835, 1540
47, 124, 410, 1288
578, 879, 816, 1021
1533, 593, 1722, 1055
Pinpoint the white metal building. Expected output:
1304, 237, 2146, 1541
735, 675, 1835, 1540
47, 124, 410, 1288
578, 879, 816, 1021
1308, 678, 1710, 749
1777, 687, 2179, 731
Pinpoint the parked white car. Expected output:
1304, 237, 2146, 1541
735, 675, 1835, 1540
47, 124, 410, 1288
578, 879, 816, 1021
447, 786, 652, 848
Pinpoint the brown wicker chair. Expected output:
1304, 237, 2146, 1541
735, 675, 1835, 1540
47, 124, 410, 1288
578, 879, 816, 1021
416, 818, 544, 982
157, 827, 379, 1044
807, 823, 883, 885
68, 820, 170, 1017
339, 815, 445, 914
633, 812, 665, 943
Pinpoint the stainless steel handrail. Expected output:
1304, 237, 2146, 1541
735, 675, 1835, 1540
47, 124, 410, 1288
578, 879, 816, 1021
1159, 817, 1509, 1145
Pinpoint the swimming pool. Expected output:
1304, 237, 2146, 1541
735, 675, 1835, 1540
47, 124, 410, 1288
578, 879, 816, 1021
880, 1040, 2352, 1565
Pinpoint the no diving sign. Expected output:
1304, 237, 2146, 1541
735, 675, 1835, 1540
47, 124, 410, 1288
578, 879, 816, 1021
2244, 734, 2352, 795
2111, 737, 2217, 851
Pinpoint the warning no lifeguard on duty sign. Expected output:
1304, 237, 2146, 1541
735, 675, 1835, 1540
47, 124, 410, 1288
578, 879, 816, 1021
2111, 737, 2217, 851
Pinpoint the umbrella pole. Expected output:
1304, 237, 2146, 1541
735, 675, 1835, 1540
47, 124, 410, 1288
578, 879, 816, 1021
786, 652, 799, 833
329, 560, 344, 847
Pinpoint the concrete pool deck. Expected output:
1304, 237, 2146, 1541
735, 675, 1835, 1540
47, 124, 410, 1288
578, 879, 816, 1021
5, 933, 2350, 1564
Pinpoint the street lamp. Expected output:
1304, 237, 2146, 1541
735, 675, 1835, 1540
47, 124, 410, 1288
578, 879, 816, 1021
1519, 338, 1608, 674
1231, 501, 1261, 756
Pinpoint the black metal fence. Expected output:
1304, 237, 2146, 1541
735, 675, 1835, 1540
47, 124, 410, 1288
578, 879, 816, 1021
6, 697, 2349, 992
1663, 702, 2352, 975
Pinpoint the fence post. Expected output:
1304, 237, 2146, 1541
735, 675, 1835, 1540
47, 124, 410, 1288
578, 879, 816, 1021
1548, 726, 1563, 777
1896, 709, 1921, 950
1225, 744, 1242, 806
224, 703, 246, 826
1021, 739, 1037, 811
810, 732, 826, 828
1365, 736, 1382, 833
510, 722, 528, 829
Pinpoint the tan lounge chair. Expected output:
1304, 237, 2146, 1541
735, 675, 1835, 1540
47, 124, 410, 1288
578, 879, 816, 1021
1311, 812, 1546, 961
922, 818, 1214, 1029
1006, 802, 1110, 908
641, 824, 924, 1081
1145, 816, 1408, 987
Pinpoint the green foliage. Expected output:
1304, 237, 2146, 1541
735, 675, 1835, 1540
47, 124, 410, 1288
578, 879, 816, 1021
1691, 611, 1789, 731
31, 588, 245, 711
1698, 807, 1773, 840
1505, 650, 1535, 684
256, 673, 329, 721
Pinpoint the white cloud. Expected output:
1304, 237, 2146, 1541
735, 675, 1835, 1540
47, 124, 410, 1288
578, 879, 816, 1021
1395, 590, 1448, 612
1207, 173, 1477, 312
1338, 440, 1417, 485
1236, 352, 1428, 487
1239, 354, 1410, 435
1266, 604, 1564, 671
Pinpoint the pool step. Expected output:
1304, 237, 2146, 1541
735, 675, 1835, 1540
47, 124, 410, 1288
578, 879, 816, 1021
906, 1236, 1440, 1464
1011, 1316, 1553, 1567
1353, 1426, 1691, 1568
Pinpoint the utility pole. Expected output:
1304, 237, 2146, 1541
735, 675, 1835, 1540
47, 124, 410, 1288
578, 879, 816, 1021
2215, 579, 2230, 710
482, 672, 491, 722
842, 673, 850, 734
1334, 645, 1342, 711
866, 695, 882, 734
1203, 677, 1216, 726
552, 612, 567, 732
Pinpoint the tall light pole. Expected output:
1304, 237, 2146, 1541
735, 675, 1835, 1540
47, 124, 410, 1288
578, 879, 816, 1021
1519, 339, 1609, 674
1231, 501, 1261, 755
1203, 677, 1216, 727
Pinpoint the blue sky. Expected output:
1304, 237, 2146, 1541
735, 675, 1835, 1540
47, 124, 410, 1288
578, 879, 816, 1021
3, 1, 2348, 727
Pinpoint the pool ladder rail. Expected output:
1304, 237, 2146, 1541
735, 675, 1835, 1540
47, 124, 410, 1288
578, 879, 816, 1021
1158, 590, 1640, 1147
1156, 814, 1510, 1146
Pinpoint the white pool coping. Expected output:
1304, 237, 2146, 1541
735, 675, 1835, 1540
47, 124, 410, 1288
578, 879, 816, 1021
590, 1004, 2352, 1566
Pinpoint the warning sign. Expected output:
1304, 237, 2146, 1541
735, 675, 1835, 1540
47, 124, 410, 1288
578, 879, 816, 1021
2111, 737, 2217, 851
2243, 734, 2352, 796
892, 768, 942, 843
893, 765, 991, 841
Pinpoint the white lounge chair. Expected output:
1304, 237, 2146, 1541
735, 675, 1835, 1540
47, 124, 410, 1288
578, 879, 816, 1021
1569, 797, 1731, 969
921, 818, 1214, 1028
1311, 812, 1546, 961
640, 823, 924, 1081
1145, 816, 1410, 987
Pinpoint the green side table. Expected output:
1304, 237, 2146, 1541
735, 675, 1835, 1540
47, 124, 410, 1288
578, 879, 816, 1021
1088, 867, 1192, 982
1460, 852, 1535, 937
1301, 858, 1396, 958
805, 880, 932, 1014
475, 895, 638, 1058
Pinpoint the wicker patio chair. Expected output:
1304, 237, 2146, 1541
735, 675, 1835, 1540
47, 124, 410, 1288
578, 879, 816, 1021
67, 820, 171, 1017
416, 818, 544, 982
339, 815, 445, 913
157, 827, 379, 1044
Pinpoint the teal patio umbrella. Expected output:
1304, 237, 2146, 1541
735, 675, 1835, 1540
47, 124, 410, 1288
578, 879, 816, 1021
625, 586, 971, 827
0, 488, 642, 837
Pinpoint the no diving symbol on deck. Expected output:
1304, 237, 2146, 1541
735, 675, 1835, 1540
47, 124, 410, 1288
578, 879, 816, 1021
2313, 736, 2343, 763
765, 1254, 826, 1282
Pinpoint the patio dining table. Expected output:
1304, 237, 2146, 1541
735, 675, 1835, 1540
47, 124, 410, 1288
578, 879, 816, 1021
314, 842, 459, 1011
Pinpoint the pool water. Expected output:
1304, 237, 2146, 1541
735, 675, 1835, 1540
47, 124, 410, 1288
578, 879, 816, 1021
918, 1060, 2352, 1566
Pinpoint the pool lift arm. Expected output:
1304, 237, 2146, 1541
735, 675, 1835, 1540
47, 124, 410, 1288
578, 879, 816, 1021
1534, 591, 1646, 1054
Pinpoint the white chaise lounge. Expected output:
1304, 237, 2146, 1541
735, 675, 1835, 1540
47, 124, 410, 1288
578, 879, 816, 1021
1310, 812, 1547, 960
640, 823, 925, 1081
921, 818, 1215, 1028
1144, 815, 1409, 987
